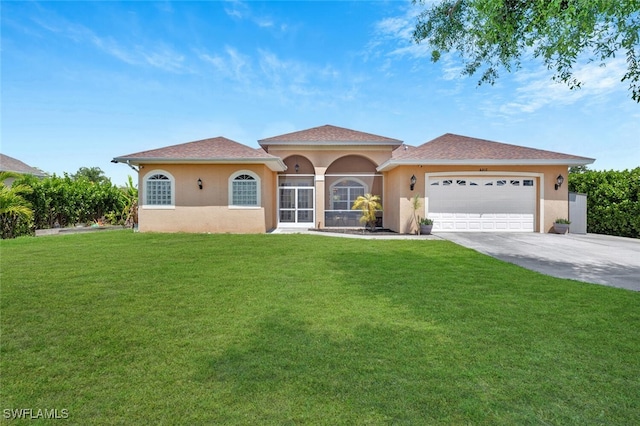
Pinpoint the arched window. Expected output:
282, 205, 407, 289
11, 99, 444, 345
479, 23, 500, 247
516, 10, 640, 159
330, 178, 367, 210
229, 171, 261, 206
144, 171, 174, 207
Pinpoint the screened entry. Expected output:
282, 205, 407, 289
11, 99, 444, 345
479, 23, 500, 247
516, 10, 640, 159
325, 175, 383, 227
278, 176, 314, 226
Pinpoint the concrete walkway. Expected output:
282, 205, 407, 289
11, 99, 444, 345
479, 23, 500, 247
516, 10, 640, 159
438, 232, 640, 291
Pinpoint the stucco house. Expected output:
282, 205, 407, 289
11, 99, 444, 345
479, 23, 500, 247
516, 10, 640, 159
112, 125, 594, 234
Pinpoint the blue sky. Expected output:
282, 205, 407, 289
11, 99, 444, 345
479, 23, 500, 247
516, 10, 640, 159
2, 0, 638, 186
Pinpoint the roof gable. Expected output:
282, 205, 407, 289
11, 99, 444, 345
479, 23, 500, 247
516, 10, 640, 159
259, 124, 402, 146
379, 133, 595, 170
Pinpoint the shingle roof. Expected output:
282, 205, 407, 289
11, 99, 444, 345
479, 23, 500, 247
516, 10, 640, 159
379, 133, 595, 170
259, 124, 402, 146
0, 154, 47, 177
113, 137, 286, 171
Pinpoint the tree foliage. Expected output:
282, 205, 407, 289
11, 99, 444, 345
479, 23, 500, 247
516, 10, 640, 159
119, 175, 139, 228
569, 167, 640, 238
413, 0, 640, 101
72, 166, 110, 184
14, 173, 129, 232
1, 169, 137, 238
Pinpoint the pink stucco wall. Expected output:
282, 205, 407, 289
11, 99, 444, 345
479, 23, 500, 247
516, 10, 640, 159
137, 163, 276, 233
384, 164, 569, 233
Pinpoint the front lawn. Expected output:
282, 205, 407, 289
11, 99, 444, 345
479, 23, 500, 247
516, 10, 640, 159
1, 231, 638, 424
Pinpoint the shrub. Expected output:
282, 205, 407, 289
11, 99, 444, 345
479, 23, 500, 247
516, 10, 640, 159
0, 172, 34, 239
569, 168, 640, 238
14, 174, 129, 231
352, 194, 382, 231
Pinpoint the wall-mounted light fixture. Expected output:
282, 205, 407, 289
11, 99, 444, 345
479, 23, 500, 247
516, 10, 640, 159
410, 175, 417, 191
294, 163, 300, 173
554, 174, 564, 190
197, 178, 203, 190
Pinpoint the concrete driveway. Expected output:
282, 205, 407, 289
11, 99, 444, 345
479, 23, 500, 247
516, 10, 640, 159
438, 232, 640, 291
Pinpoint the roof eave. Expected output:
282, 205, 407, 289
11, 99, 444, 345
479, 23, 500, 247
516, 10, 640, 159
377, 158, 596, 172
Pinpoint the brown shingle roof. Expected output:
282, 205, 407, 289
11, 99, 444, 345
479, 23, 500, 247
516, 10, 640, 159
113, 137, 286, 171
259, 124, 402, 146
379, 133, 594, 170
116, 137, 274, 160
0, 154, 47, 177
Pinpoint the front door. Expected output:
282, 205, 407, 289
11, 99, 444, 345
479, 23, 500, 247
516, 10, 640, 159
278, 176, 315, 226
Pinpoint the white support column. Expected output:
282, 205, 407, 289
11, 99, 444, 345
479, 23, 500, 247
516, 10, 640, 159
315, 167, 327, 228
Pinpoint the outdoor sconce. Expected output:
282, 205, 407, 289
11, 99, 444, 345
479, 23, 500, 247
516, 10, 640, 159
294, 163, 300, 173
410, 175, 417, 191
197, 178, 203, 190
555, 174, 564, 190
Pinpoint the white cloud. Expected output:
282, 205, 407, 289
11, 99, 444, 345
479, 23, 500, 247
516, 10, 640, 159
223, 0, 248, 20
439, 53, 465, 81
223, 0, 286, 33
90, 35, 138, 65
92, 36, 187, 73
375, 16, 415, 41
33, 13, 188, 73
199, 46, 252, 83
197, 45, 363, 108
141, 46, 186, 73
255, 18, 274, 28
367, 5, 426, 61
488, 56, 629, 116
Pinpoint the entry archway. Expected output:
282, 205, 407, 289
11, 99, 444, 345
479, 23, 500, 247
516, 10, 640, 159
325, 155, 383, 227
277, 155, 315, 226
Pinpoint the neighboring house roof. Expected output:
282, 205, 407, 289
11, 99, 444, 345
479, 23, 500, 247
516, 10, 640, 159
258, 124, 403, 147
0, 153, 47, 177
113, 137, 287, 172
378, 133, 595, 171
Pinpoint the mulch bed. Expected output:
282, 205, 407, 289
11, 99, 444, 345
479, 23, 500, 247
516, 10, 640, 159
310, 228, 401, 236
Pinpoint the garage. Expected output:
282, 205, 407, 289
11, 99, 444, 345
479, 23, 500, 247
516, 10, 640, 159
427, 176, 536, 232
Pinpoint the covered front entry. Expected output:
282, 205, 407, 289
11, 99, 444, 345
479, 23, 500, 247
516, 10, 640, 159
278, 176, 314, 227
427, 175, 536, 232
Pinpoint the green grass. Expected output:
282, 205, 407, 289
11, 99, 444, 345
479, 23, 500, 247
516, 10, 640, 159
1, 231, 639, 425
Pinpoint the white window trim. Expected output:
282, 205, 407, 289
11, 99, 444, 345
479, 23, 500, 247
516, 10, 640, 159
142, 169, 176, 209
228, 170, 261, 208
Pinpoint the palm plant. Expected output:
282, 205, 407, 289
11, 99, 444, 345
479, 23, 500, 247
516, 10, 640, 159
411, 193, 421, 234
352, 193, 382, 232
0, 172, 34, 238
121, 175, 139, 227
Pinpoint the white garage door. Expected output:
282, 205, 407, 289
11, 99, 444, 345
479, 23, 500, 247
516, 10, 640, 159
427, 177, 536, 232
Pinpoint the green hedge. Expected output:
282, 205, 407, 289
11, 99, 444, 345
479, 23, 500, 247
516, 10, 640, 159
569, 168, 640, 238
15, 174, 127, 231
